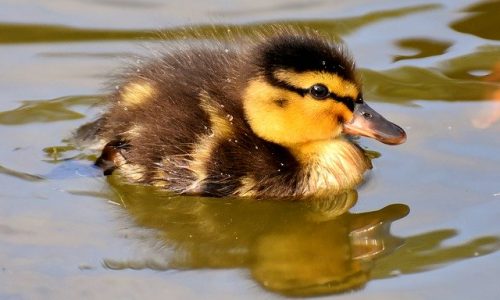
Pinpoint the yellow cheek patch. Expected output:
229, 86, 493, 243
120, 81, 155, 107
243, 78, 344, 146
274, 70, 359, 99
336, 105, 354, 124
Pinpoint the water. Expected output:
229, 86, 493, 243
1, 0, 499, 299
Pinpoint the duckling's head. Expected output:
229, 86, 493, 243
242, 31, 406, 147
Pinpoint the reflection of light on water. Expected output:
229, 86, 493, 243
467, 70, 491, 77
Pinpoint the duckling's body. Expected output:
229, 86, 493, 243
90, 28, 405, 198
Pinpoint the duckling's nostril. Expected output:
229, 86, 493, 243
362, 112, 373, 119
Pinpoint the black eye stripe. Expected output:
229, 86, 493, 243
302, 86, 355, 111
332, 95, 355, 111
265, 73, 356, 111
301, 88, 356, 111
265, 72, 307, 96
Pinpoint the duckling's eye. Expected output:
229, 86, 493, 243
309, 84, 330, 100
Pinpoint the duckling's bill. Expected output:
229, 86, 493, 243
343, 102, 406, 145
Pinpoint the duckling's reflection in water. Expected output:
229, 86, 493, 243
101, 177, 408, 297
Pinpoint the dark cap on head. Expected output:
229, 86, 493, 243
255, 33, 357, 82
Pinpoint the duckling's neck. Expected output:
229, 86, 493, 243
288, 138, 371, 195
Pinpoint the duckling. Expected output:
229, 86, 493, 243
90, 28, 406, 198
